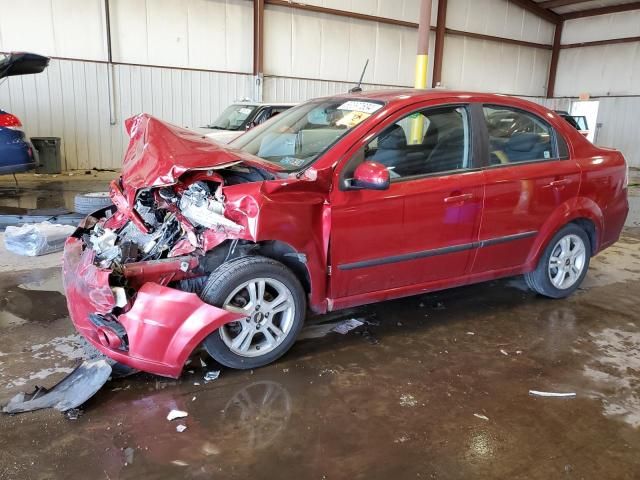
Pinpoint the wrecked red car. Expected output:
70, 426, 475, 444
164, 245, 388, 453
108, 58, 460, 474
63, 90, 629, 377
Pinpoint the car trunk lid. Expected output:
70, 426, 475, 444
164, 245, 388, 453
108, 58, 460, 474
0, 52, 50, 79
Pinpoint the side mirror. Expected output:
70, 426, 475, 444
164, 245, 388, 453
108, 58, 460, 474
350, 161, 390, 190
245, 121, 257, 131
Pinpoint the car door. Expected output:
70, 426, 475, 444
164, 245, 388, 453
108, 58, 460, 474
471, 104, 581, 274
329, 103, 485, 300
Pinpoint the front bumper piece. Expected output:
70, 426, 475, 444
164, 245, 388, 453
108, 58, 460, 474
63, 237, 242, 378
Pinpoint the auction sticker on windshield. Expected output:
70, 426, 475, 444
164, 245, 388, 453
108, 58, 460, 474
337, 101, 383, 114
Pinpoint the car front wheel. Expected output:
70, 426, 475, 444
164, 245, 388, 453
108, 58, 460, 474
200, 256, 306, 369
524, 224, 591, 299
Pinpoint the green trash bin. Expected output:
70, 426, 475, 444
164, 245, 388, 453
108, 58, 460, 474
31, 137, 62, 174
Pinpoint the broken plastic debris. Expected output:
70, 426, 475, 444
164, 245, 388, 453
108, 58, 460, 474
2, 360, 112, 414
332, 318, 364, 334
65, 408, 81, 420
124, 447, 135, 465
529, 390, 576, 398
466, 332, 475, 335
474, 413, 490, 421
204, 370, 220, 382
4, 222, 76, 256
176, 424, 187, 433
500, 349, 509, 356
167, 409, 188, 421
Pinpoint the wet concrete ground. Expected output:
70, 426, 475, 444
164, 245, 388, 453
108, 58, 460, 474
0, 173, 639, 479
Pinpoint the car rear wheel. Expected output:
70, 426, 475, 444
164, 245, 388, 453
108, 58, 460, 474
524, 224, 591, 298
200, 256, 306, 369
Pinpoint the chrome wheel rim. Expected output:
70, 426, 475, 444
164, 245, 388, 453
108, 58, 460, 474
220, 277, 295, 357
548, 234, 586, 290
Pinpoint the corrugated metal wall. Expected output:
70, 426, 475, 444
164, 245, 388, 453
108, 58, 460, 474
442, 36, 551, 96
12, 0, 640, 169
0, 59, 254, 170
264, 4, 434, 87
262, 76, 395, 103
551, 10, 640, 167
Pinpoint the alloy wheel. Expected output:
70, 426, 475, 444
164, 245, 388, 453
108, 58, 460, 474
547, 234, 587, 290
220, 277, 296, 357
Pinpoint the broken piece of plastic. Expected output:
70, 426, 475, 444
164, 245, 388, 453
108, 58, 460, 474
204, 370, 220, 382
176, 424, 187, 433
2, 360, 112, 414
167, 409, 188, 421
332, 318, 364, 334
529, 390, 576, 398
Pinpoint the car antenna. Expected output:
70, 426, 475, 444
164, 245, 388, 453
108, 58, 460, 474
349, 59, 369, 93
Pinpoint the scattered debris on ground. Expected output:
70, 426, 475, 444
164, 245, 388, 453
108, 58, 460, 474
529, 390, 577, 398
2, 360, 112, 414
176, 424, 187, 433
399, 394, 418, 407
65, 408, 82, 420
500, 349, 509, 356
332, 318, 364, 334
123, 447, 135, 466
474, 413, 490, 421
204, 370, 220, 382
167, 409, 188, 421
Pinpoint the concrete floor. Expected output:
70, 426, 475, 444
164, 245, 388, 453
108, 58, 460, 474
0, 172, 639, 479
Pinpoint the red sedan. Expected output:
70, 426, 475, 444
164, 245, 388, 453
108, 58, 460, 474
63, 90, 629, 376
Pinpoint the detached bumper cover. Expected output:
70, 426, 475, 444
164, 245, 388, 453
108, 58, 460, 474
63, 237, 242, 378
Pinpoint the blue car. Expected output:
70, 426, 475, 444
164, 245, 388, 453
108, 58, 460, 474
0, 52, 49, 175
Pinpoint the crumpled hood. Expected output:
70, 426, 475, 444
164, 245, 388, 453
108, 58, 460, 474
121, 114, 283, 189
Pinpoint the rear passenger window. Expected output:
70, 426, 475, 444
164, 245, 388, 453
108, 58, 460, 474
483, 106, 556, 165
364, 106, 471, 179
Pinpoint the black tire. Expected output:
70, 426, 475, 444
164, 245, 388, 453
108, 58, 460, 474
524, 224, 591, 299
200, 256, 306, 369
74, 192, 112, 214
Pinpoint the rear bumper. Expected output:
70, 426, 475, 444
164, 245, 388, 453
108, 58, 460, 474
600, 192, 629, 252
63, 237, 242, 378
0, 139, 37, 174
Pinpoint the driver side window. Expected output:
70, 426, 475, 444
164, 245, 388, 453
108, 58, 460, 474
364, 106, 471, 179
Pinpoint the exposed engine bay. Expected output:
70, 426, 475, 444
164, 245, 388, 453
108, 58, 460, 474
86, 165, 270, 270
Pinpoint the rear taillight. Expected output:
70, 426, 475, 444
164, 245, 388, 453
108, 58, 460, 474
0, 112, 23, 131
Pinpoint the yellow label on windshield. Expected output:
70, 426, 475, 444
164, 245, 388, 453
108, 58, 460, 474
336, 111, 371, 128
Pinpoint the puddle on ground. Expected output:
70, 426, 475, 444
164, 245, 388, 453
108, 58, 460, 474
18, 269, 64, 294
582, 327, 640, 428
0, 267, 68, 327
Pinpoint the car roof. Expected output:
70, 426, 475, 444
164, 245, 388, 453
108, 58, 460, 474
232, 102, 297, 107
324, 88, 522, 102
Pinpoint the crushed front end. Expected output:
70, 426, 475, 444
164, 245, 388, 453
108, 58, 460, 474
61, 114, 296, 377
62, 171, 259, 378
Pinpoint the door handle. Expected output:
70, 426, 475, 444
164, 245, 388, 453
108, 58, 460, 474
545, 178, 570, 188
444, 193, 473, 203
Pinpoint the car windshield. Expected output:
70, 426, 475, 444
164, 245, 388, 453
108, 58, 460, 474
233, 98, 384, 171
207, 104, 257, 131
